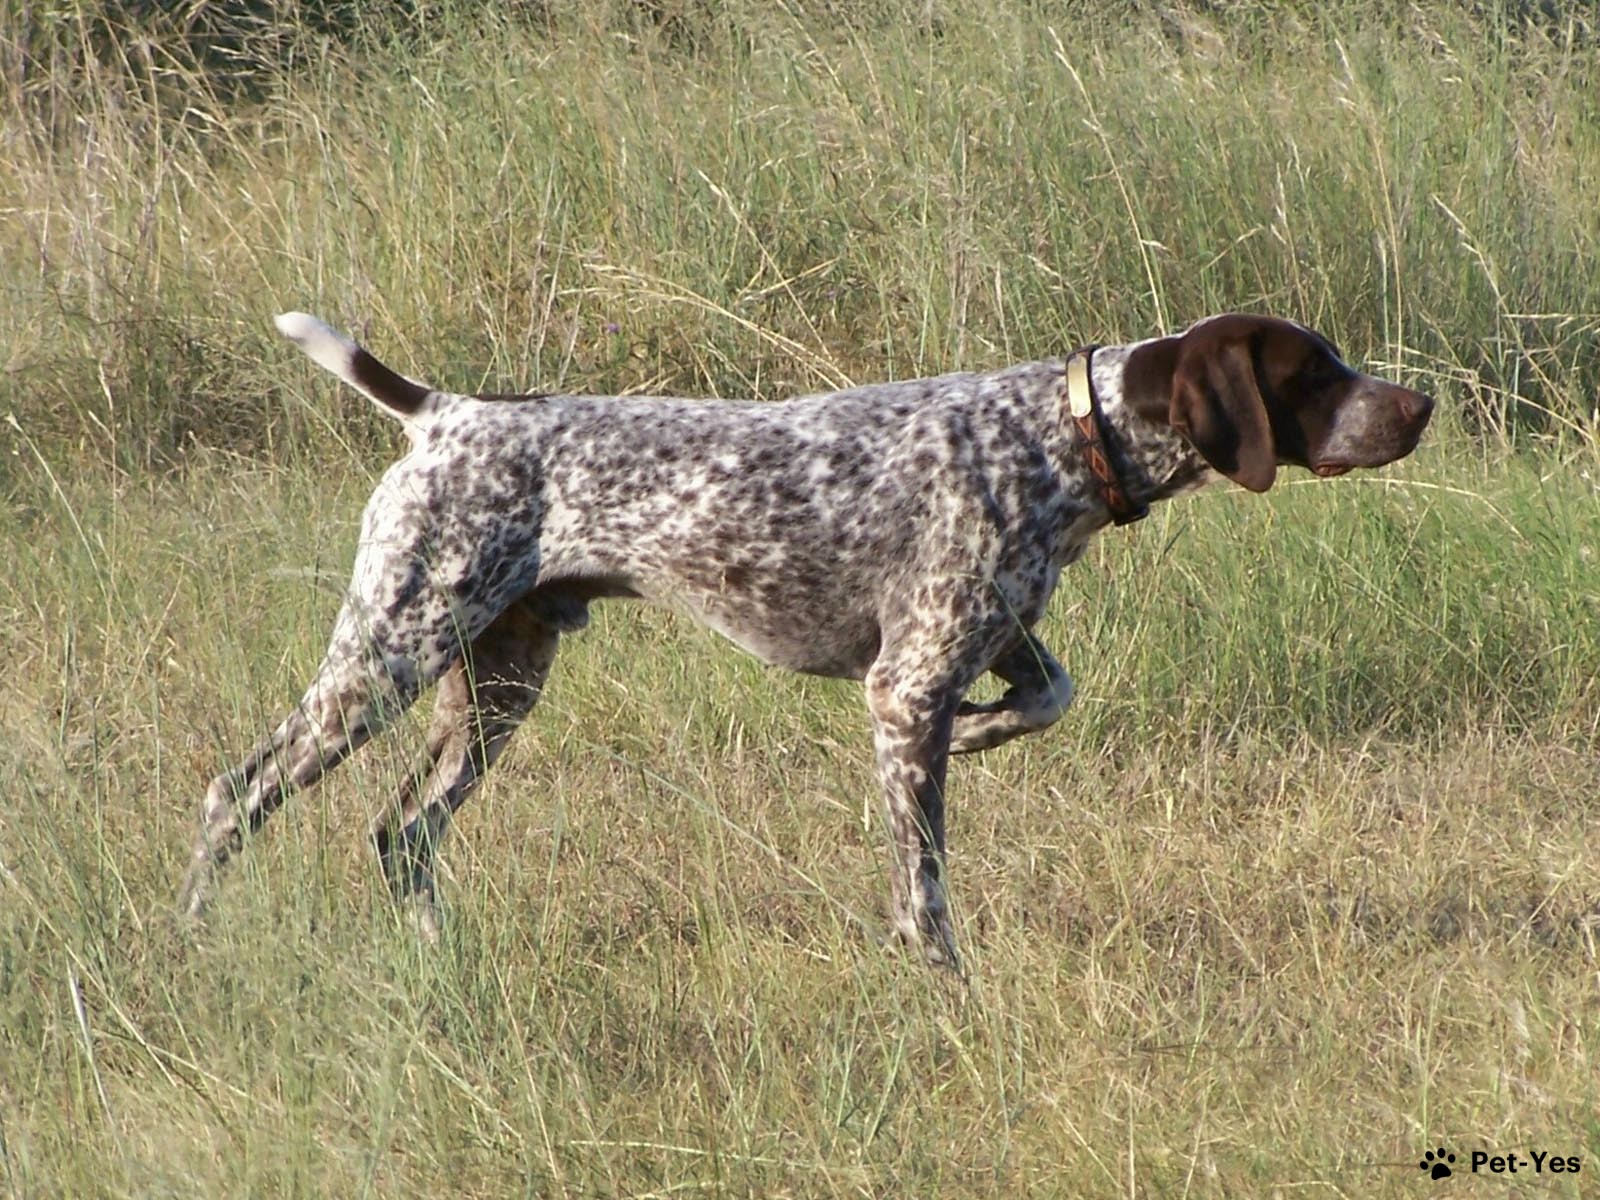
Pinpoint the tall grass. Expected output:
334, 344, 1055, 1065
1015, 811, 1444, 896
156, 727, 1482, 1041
4, 0, 1597, 472
2, 2, 1598, 1197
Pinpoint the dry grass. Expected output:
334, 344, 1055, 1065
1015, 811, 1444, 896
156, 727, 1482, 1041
3, 1, 1599, 1196
3, 447, 1596, 1196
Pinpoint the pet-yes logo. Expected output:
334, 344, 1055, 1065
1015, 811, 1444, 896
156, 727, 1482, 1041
1418, 1145, 1581, 1181
1419, 1147, 1455, 1178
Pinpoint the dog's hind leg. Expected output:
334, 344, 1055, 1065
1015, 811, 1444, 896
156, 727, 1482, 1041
369, 601, 561, 938
178, 641, 426, 920
177, 536, 486, 923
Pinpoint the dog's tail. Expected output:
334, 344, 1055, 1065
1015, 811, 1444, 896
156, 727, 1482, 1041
274, 312, 445, 432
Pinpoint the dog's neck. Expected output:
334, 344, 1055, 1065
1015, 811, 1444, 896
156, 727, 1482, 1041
1081, 336, 1216, 511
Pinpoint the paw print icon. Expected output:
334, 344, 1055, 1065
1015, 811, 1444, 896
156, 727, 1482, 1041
1420, 1148, 1456, 1179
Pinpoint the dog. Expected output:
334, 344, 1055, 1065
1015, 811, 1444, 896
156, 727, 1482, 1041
178, 311, 1433, 966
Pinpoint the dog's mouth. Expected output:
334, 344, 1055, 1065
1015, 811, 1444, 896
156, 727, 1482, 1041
1312, 462, 1353, 477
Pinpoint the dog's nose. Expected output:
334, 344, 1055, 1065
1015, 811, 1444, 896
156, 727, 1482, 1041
1402, 390, 1435, 426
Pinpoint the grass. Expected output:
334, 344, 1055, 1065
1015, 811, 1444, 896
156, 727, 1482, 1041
2, 1, 1599, 1196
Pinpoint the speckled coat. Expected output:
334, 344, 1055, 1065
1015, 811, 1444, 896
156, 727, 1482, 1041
179, 312, 1434, 967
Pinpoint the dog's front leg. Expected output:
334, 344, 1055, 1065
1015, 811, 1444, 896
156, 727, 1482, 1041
949, 632, 1074, 754
864, 658, 962, 969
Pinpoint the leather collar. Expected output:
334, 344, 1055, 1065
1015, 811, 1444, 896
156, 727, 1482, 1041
1065, 348, 1149, 526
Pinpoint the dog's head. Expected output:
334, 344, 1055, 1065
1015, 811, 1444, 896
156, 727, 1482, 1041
1165, 314, 1434, 492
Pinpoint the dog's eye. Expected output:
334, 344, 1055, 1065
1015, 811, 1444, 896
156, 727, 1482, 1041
1300, 357, 1345, 387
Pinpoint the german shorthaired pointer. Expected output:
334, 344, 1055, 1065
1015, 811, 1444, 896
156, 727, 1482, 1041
179, 312, 1432, 966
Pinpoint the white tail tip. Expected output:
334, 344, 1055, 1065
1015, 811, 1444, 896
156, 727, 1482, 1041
274, 311, 330, 342
273, 310, 437, 425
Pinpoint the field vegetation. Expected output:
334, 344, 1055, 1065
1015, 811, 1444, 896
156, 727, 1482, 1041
2, 1, 1598, 1194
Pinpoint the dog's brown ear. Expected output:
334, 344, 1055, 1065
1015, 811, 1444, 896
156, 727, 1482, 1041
1168, 335, 1277, 493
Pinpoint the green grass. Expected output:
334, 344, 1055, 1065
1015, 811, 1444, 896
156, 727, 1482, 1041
6, 0, 1599, 467
2, 1, 1599, 1196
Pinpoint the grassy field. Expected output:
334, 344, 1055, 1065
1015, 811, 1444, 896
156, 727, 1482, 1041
3, 1, 1599, 1195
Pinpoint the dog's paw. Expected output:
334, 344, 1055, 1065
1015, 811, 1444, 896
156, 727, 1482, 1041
888, 907, 963, 973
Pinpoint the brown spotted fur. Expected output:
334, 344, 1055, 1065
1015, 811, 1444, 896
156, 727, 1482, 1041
179, 312, 1433, 967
